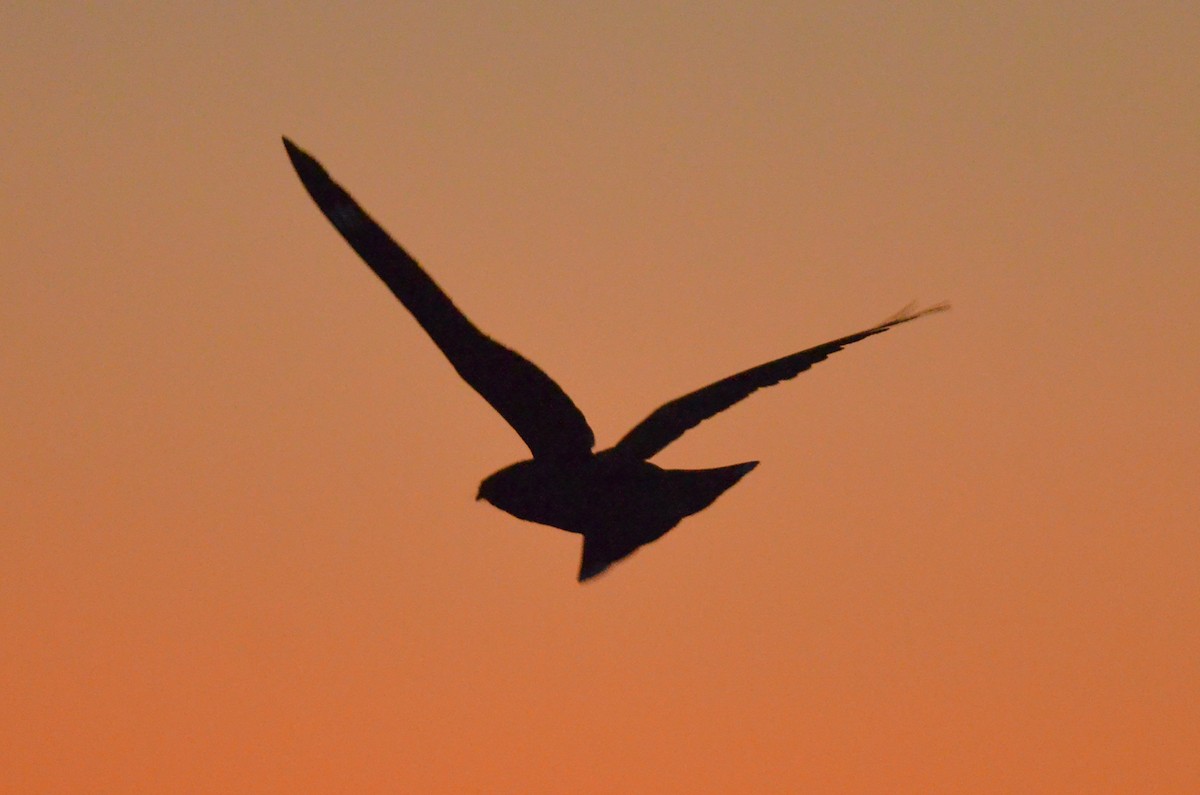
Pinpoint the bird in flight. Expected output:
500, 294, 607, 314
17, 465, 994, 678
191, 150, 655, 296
282, 137, 948, 582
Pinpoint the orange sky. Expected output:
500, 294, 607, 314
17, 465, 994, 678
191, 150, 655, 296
3, 3, 1197, 792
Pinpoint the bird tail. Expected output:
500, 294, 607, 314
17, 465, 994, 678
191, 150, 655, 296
578, 461, 758, 582
665, 461, 759, 518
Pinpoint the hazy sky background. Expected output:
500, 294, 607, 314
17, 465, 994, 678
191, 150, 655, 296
3, 3, 1197, 792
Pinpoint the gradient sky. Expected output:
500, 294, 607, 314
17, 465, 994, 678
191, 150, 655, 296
3, 3, 1197, 792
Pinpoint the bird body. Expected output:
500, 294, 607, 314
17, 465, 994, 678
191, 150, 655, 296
282, 136, 947, 581
478, 454, 757, 579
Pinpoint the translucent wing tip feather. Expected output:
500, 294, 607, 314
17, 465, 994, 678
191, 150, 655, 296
880, 301, 952, 327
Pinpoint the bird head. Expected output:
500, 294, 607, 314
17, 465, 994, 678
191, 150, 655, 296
477, 460, 532, 505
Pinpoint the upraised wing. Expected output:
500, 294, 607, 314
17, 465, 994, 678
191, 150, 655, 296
610, 302, 949, 460
283, 138, 595, 461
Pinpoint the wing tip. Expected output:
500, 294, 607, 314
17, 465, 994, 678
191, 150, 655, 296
281, 134, 304, 163
281, 135, 330, 189
880, 300, 951, 327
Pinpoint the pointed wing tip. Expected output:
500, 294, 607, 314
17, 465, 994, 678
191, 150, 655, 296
281, 138, 357, 228
922, 300, 953, 315
281, 135, 302, 160
881, 300, 952, 327
281, 136, 329, 186
280, 138, 316, 174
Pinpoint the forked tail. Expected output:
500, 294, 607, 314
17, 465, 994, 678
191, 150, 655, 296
579, 461, 758, 581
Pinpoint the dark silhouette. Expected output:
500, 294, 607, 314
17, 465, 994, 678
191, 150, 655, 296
283, 137, 949, 581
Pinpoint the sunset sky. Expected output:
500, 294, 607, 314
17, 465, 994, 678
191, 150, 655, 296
3, 3, 1197, 792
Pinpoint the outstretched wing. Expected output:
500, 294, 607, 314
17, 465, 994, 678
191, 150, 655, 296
283, 137, 594, 461
610, 302, 949, 460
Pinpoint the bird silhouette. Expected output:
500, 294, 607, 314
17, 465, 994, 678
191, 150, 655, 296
282, 137, 948, 581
